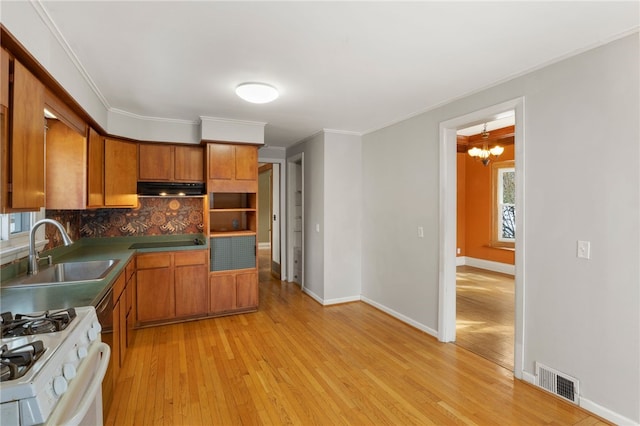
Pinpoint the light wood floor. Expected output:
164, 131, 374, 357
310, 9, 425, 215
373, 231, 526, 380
105, 261, 609, 425
456, 266, 514, 371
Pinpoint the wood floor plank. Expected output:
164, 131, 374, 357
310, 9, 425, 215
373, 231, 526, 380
105, 252, 610, 425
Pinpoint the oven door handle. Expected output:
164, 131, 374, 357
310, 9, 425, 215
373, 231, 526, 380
46, 342, 111, 426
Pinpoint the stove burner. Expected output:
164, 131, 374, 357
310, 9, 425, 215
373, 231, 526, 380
1, 308, 76, 338
0, 341, 46, 382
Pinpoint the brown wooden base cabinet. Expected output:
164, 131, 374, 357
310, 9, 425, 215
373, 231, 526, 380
209, 270, 258, 315
136, 250, 208, 325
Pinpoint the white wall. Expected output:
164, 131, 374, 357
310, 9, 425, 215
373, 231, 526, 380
362, 34, 639, 423
287, 130, 363, 304
323, 131, 362, 303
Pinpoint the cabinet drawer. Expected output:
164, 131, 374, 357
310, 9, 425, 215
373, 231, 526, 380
174, 250, 207, 267
136, 253, 171, 269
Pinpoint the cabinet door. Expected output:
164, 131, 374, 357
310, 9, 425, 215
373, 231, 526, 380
175, 264, 208, 317
104, 138, 137, 207
174, 145, 203, 182
209, 274, 236, 313
139, 144, 172, 181
236, 271, 258, 309
1, 49, 8, 108
137, 267, 174, 322
207, 143, 234, 180
126, 270, 136, 348
118, 293, 127, 365
234, 145, 257, 181
112, 297, 121, 380
87, 128, 104, 208
45, 120, 87, 209
11, 60, 44, 209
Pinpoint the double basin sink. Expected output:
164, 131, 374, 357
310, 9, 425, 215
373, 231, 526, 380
2, 259, 120, 288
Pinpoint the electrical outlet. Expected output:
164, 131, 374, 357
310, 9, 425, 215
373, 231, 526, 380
577, 240, 591, 259
417, 226, 424, 238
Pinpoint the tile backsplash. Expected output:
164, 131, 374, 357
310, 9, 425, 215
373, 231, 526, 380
46, 197, 204, 250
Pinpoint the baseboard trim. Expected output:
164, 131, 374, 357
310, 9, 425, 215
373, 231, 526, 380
459, 256, 515, 275
579, 398, 638, 426
360, 296, 438, 338
324, 295, 361, 305
521, 370, 536, 385
302, 287, 323, 305
521, 370, 637, 425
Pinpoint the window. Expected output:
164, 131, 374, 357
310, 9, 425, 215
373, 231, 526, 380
0, 210, 46, 265
491, 161, 515, 247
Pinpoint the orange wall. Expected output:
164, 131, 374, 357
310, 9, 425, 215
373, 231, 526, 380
456, 153, 466, 256
457, 145, 515, 265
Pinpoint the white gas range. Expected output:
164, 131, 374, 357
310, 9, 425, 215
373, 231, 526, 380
0, 307, 110, 426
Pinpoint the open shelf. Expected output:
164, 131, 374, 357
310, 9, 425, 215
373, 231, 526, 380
209, 192, 256, 210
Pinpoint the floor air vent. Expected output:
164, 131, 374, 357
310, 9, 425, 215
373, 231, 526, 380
535, 362, 580, 404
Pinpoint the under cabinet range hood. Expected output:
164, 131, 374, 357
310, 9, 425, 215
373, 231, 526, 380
137, 182, 206, 196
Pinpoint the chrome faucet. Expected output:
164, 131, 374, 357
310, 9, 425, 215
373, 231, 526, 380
28, 219, 74, 275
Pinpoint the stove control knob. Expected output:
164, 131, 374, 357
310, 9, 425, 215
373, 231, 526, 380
77, 347, 88, 359
88, 327, 98, 342
53, 376, 68, 396
63, 363, 76, 380
92, 321, 102, 333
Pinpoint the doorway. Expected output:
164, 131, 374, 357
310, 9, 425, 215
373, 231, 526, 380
438, 98, 525, 379
455, 116, 516, 370
258, 162, 282, 280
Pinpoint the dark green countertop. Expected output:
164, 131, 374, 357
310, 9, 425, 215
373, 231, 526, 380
0, 234, 208, 314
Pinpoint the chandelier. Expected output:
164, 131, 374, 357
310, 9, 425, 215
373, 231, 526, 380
467, 123, 504, 166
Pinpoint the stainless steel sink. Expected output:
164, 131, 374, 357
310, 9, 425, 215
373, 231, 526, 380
2, 259, 120, 288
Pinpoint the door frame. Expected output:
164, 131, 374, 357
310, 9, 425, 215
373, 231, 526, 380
438, 97, 525, 379
258, 156, 286, 280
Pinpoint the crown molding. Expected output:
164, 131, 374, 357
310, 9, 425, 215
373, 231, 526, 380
110, 108, 199, 125
30, 0, 111, 111
199, 116, 267, 127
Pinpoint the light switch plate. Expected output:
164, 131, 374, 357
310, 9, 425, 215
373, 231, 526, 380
577, 240, 591, 259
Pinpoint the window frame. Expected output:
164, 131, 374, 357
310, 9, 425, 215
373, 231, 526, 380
491, 160, 515, 248
0, 209, 46, 265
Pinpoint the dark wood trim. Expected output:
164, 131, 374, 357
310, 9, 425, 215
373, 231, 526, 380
258, 163, 273, 173
457, 125, 515, 153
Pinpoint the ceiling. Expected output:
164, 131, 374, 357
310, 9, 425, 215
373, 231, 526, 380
33, 1, 638, 148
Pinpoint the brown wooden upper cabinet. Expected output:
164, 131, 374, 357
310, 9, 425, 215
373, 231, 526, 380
138, 143, 203, 182
68, 130, 137, 209
104, 138, 138, 207
44, 88, 90, 210
45, 119, 87, 210
1, 54, 45, 211
206, 143, 258, 192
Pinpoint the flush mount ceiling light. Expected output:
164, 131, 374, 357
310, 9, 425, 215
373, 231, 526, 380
235, 83, 279, 104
